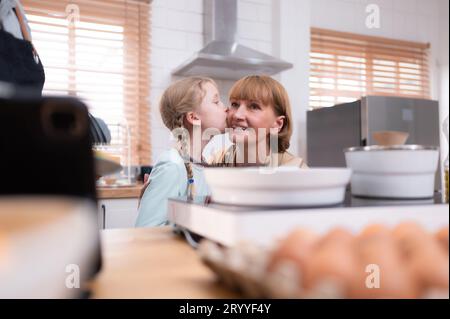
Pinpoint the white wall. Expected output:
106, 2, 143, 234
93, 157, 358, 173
150, 0, 273, 162
150, 0, 203, 161
310, 0, 443, 99
273, 0, 311, 158
148, 0, 447, 164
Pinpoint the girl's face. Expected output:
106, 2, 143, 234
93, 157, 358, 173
195, 82, 228, 133
227, 98, 285, 147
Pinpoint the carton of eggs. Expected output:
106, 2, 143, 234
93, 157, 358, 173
199, 223, 449, 299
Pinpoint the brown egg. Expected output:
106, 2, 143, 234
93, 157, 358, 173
393, 222, 449, 291
435, 226, 449, 253
267, 228, 319, 281
302, 228, 358, 295
350, 225, 418, 298
359, 224, 390, 238
324, 227, 354, 241
393, 222, 426, 239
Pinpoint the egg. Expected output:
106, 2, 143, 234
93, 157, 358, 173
267, 228, 319, 290
359, 224, 390, 238
393, 222, 449, 291
349, 224, 418, 298
268, 229, 319, 271
435, 226, 449, 253
302, 228, 358, 296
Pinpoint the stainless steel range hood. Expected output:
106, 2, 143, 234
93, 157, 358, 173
172, 0, 293, 80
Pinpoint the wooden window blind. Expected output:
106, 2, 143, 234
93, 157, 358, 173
22, 0, 151, 165
310, 27, 430, 110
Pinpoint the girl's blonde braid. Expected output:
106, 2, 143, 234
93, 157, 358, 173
174, 116, 195, 199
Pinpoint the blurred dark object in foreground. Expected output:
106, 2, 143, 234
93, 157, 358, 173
0, 96, 102, 278
0, 96, 97, 201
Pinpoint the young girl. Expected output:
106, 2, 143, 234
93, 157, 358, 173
135, 77, 227, 227
210, 75, 308, 168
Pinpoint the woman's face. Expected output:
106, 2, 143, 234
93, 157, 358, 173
196, 82, 228, 133
227, 98, 284, 148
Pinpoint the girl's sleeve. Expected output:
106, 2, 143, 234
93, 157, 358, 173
134, 161, 181, 227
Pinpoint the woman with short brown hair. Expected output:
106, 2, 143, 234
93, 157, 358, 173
210, 75, 307, 168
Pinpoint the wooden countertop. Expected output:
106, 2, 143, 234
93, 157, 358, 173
97, 184, 143, 199
89, 227, 238, 298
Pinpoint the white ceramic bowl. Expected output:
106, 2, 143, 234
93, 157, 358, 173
203, 167, 352, 207
344, 145, 439, 199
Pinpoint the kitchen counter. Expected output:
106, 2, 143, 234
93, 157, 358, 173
97, 184, 143, 199
89, 227, 238, 298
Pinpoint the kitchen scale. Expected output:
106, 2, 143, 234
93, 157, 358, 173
167, 191, 449, 247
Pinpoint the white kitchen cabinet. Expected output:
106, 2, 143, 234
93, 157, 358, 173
98, 198, 139, 229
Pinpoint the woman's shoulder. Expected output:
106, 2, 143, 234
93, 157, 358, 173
278, 151, 308, 168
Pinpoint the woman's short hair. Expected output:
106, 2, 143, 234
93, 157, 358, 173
228, 75, 293, 153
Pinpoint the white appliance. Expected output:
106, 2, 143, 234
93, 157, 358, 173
168, 195, 448, 247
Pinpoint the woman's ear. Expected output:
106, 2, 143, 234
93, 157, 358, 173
185, 111, 201, 126
272, 116, 285, 132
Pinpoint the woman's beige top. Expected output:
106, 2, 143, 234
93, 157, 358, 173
208, 145, 308, 168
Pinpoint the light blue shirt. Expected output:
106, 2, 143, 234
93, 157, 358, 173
135, 148, 210, 227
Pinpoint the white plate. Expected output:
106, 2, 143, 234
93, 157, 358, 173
203, 167, 352, 207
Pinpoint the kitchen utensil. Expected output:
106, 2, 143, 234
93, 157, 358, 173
203, 167, 352, 207
345, 145, 439, 199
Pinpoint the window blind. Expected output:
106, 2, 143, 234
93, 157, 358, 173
22, 0, 151, 165
310, 27, 430, 110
